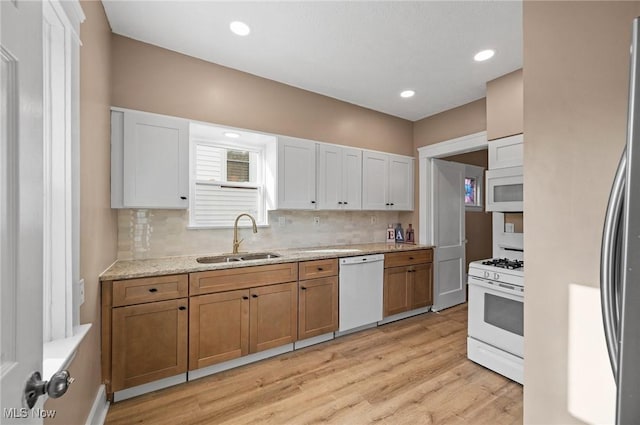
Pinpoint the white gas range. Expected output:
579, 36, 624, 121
467, 255, 524, 384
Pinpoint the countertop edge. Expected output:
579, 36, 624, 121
100, 244, 435, 282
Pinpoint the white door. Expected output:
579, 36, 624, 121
432, 159, 466, 311
1, 0, 45, 420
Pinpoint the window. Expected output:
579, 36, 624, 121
464, 164, 485, 212
189, 124, 273, 227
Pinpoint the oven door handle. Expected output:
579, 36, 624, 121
468, 276, 523, 297
601, 148, 625, 379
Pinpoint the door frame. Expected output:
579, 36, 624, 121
417, 131, 488, 245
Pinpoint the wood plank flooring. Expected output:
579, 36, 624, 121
105, 304, 523, 424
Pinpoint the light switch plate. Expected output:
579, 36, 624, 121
505, 223, 515, 233
278, 217, 286, 227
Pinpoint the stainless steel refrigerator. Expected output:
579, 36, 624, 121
601, 16, 640, 425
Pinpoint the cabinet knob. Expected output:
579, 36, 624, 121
178, 306, 186, 311
409, 257, 414, 260
390, 203, 395, 206
344, 201, 348, 205
338, 201, 343, 205
301, 286, 307, 290
317, 267, 324, 271
148, 288, 158, 293
242, 296, 249, 300
180, 196, 187, 200
311, 200, 316, 204
252, 294, 258, 298
385, 203, 390, 206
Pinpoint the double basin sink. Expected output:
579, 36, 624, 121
196, 252, 280, 264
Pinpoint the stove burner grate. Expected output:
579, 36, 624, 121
481, 258, 524, 270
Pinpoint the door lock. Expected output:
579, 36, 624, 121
24, 370, 74, 409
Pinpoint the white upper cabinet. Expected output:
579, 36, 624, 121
362, 151, 414, 211
277, 136, 317, 209
488, 134, 523, 169
112, 108, 189, 209
317, 144, 362, 210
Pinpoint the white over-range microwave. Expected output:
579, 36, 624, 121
485, 166, 523, 212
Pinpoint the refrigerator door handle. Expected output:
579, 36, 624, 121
601, 149, 626, 380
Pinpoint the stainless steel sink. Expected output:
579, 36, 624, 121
196, 252, 280, 264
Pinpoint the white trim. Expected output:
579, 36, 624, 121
42, 323, 90, 380
377, 306, 431, 325
187, 344, 293, 381
114, 374, 187, 402
85, 385, 109, 425
294, 333, 334, 350
418, 131, 488, 245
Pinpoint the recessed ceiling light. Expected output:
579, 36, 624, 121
230, 21, 250, 36
474, 49, 495, 62
400, 90, 415, 98
224, 131, 240, 138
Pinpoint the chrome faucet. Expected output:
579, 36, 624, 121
232, 213, 258, 254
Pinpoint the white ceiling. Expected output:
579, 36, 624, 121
102, 1, 522, 121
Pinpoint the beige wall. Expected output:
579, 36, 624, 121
441, 150, 492, 269
111, 35, 413, 156
524, 2, 640, 423
413, 98, 486, 149
45, 2, 117, 424
487, 69, 523, 140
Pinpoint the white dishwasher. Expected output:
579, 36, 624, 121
338, 254, 385, 334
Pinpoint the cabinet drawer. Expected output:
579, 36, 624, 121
113, 274, 188, 307
384, 249, 432, 268
190, 262, 298, 295
299, 258, 338, 280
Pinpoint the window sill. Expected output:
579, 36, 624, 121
43, 323, 91, 380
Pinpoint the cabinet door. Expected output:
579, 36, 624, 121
488, 134, 523, 169
277, 137, 317, 209
383, 266, 411, 317
189, 290, 250, 370
362, 151, 389, 210
388, 155, 414, 211
410, 263, 433, 310
342, 148, 362, 210
111, 298, 188, 391
121, 110, 189, 208
299, 277, 338, 340
317, 144, 343, 209
249, 282, 298, 353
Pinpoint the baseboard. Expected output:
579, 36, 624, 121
377, 306, 431, 325
85, 385, 109, 425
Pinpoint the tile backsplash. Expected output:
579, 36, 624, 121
117, 209, 406, 260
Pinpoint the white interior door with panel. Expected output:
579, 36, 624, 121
277, 137, 317, 209
432, 159, 466, 311
1, 0, 45, 418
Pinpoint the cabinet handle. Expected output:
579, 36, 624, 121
390, 203, 395, 206
409, 257, 414, 260
344, 201, 348, 205
178, 306, 186, 310
385, 203, 390, 206
311, 200, 316, 204
180, 196, 187, 200
301, 286, 307, 290
252, 294, 258, 298
242, 296, 249, 300
148, 288, 158, 293
338, 201, 343, 205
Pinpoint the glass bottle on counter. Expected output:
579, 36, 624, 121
395, 223, 405, 243
406, 224, 415, 244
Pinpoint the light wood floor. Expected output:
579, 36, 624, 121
105, 304, 523, 425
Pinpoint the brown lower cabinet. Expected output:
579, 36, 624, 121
189, 281, 298, 370
111, 298, 188, 392
383, 249, 434, 317
298, 276, 339, 340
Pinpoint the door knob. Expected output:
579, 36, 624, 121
24, 370, 74, 408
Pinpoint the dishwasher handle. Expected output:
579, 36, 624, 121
340, 254, 385, 265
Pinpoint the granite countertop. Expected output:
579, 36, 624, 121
100, 243, 434, 281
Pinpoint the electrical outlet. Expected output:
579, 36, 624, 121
79, 278, 85, 306
313, 217, 320, 225
279, 216, 286, 227
370, 216, 377, 224
505, 223, 515, 233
